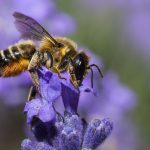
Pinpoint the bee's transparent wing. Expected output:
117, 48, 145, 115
13, 12, 58, 46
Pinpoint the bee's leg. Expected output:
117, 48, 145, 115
68, 57, 79, 92
29, 71, 40, 92
28, 86, 37, 101
28, 51, 42, 91
50, 66, 66, 80
70, 73, 79, 89
44, 51, 53, 68
42, 51, 66, 80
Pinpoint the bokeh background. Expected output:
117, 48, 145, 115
0, 0, 150, 150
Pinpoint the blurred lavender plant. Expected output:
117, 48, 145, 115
78, 53, 137, 150
121, 1, 150, 62
22, 67, 113, 150
80, 0, 150, 62
0, 0, 76, 106
80, 71, 137, 150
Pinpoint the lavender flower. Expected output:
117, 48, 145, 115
0, 0, 76, 106
22, 67, 113, 150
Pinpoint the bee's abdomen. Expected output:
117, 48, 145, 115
0, 40, 36, 66
0, 46, 21, 66
0, 40, 36, 77
0, 58, 30, 77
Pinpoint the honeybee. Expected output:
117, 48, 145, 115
0, 12, 103, 93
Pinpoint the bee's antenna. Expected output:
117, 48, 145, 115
90, 67, 94, 88
90, 64, 103, 78
87, 64, 103, 89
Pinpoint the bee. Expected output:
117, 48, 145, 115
0, 12, 103, 93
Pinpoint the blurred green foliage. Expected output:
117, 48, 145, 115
57, 0, 150, 149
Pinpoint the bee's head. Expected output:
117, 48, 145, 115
73, 52, 103, 88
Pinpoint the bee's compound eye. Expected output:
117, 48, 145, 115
74, 55, 86, 81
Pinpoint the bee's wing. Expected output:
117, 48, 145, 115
13, 12, 58, 46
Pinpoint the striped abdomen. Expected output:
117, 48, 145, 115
0, 40, 36, 77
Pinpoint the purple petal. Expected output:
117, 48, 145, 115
61, 83, 79, 114
24, 98, 56, 123
24, 99, 42, 123
39, 104, 56, 123
24, 99, 42, 112
38, 67, 61, 102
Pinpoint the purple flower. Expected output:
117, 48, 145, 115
22, 67, 113, 150
24, 67, 80, 123
22, 115, 113, 150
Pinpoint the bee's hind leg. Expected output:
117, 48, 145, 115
29, 71, 40, 92
28, 51, 42, 91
